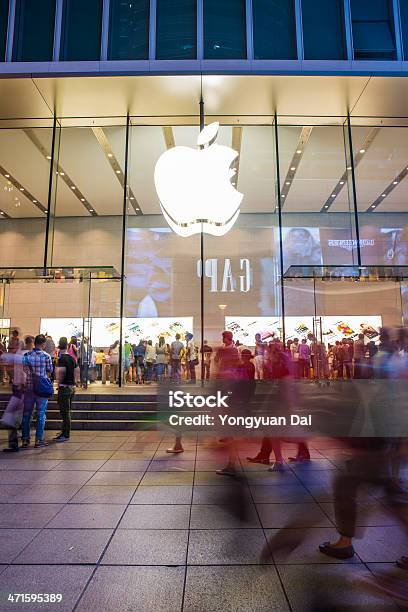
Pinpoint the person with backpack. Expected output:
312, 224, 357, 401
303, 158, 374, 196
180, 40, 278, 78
21, 334, 53, 448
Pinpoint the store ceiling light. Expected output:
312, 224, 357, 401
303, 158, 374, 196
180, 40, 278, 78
46, 155, 52, 160
116, 170, 121, 174
20, 188, 24, 191
296, 149, 302, 154
359, 149, 366, 154
4, 174, 9, 178
71, 186, 76, 190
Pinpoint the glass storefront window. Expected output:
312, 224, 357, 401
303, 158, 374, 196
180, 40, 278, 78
60, 0, 103, 61
203, 0, 247, 60
253, 0, 297, 60
350, 0, 397, 60
302, 0, 346, 60
399, 0, 408, 59
156, 0, 196, 60
12, 0, 55, 62
108, 0, 150, 60
0, 0, 8, 61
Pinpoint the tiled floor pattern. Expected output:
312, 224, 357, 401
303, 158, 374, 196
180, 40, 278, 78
0, 431, 405, 611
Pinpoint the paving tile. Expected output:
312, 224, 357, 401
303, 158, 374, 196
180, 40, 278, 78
11, 484, 81, 504
194, 472, 236, 485
265, 528, 361, 564
188, 529, 270, 565
289, 458, 337, 471
249, 484, 314, 504
47, 504, 126, 529
119, 504, 190, 529
257, 503, 333, 528
131, 485, 193, 505
69, 485, 136, 504
101, 529, 188, 565
184, 566, 290, 612
100, 459, 150, 472
14, 528, 112, 564
0, 565, 93, 611
87, 471, 144, 486
0, 459, 61, 471
244, 470, 299, 486
110, 451, 155, 460
353, 526, 408, 562
153, 451, 196, 461
193, 484, 252, 505
0, 504, 63, 528
82, 442, 125, 450
278, 563, 398, 611
36, 471, 95, 485
77, 566, 184, 612
0, 484, 27, 502
190, 504, 260, 529
140, 471, 194, 486
67, 451, 114, 460
53, 460, 107, 471
148, 460, 195, 472
0, 471, 46, 484
0, 529, 39, 563
195, 460, 238, 472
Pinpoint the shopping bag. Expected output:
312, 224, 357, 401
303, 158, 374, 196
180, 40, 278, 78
1, 394, 24, 429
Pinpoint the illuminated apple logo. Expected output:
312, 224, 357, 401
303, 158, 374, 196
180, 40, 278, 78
154, 122, 243, 237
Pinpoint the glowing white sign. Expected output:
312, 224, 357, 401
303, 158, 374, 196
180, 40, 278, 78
154, 122, 243, 237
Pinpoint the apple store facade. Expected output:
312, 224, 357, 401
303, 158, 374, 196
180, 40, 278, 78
1, 72, 408, 381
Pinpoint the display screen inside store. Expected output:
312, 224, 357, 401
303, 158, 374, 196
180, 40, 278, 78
225, 316, 383, 346
40, 317, 193, 348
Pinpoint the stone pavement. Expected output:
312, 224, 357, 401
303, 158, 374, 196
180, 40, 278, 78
0, 431, 405, 611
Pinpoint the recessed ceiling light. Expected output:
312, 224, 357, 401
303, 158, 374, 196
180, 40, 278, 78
331, 194, 336, 197
71, 186, 76, 190
371, 205, 376, 208
46, 155, 52, 160
290, 167, 296, 171
393, 181, 398, 185
20, 188, 24, 191
382, 194, 386, 197
296, 149, 302, 154
89, 209, 94, 212
60, 172, 65, 176
116, 170, 121, 174
81, 198, 85, 202
130, 196, 135, 201
282, 194, 286, 198
4, 174, 9, 178
0, 211, 4, 215
324, 205, 329, 209
44, 209, 48, 213
340, 181, 345, 185
359, 149, 366, 154
108, 153, 113, 158
33, 200, 37, 203
347, 166, 352, 171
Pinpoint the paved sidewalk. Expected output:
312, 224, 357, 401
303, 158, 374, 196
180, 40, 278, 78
0, 431, 405, 611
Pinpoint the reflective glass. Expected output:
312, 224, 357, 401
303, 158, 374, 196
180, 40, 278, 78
253, 0, 297, 60
13, 0, 55, 62
108, 0, 149, 60
203, 0, 246, 59
399, 0, 408, 59
61, 0, 103, 61
351, 0, 396, 60
0, 0, 8, 61
302, 0, 346, 60
156, 0, 196, 60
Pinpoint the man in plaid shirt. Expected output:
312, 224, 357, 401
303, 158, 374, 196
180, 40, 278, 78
22, 334, 53, 448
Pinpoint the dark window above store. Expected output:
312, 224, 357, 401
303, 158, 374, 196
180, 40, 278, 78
13, 0, 55, 61
108, 0, 149, 60
253, 0, 297, 60
60, 0, 103, 61
0, 0, 8, 61
302, 0, 346, 60
156, 0, 196, 60
399, 0, 408, 60
203, 0, 246, 59
351, 0, 397, 60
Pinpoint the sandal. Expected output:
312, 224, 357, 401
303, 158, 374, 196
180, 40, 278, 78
319, 541, 354, 559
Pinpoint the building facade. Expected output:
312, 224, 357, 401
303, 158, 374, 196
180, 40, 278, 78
0, 0, 408, 378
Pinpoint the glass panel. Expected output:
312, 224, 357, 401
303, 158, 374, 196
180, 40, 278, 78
253, 0, 297, 60
0, 125, 53, 267
108, 0, 150, 60
12, 0, 55, 61
60, 0, 103, 61
203, 0, 246, 59
0, 0, 9, 61
156, 0, 196, 60
350, 0, 396, 60
352, 123, 408, 272
278, 121, 358, 274
302, 0, 346, 60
